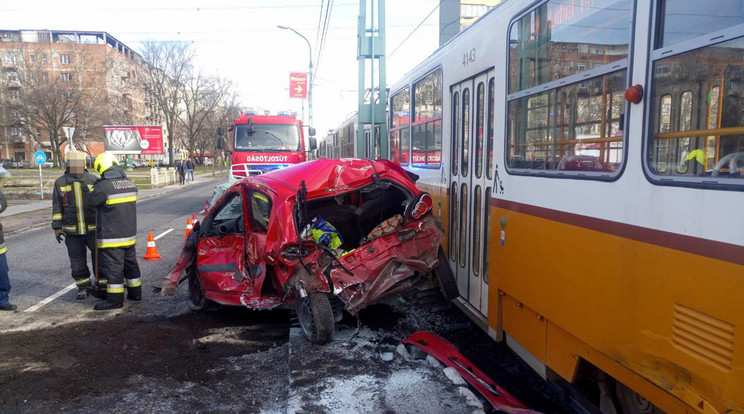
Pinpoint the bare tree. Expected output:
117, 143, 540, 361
8, 44, 109, 167
192, 88, 240, 171
178, 71, 232, 157
140, 41, 194, 166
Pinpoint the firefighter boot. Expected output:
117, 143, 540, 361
76, 286, 89, 300
94, 300, 123, 311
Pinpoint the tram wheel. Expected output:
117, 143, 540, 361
615, 382, 665, 414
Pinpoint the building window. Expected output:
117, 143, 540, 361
43, 72, 49, 82
41, 54, 47, 64
59, 54, 70, 64
60, 73, 71, 82
6, 72, 18, 81
35, 127, 41, 137
10, 127, 19, 137
29, 54, 35, 63
8, 90, 19, 100
62, 90, 72, 100
11, 110, 20, 118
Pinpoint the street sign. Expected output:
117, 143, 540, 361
34, 150, 47, 165
289, 72, 308, 99
63, 126, 75, 140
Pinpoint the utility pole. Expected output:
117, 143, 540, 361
278, 26, 313, 128
357, 0, 387, 159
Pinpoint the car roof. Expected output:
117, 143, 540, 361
243, 158, 417, 201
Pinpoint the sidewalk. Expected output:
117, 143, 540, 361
1, 170, 226, 236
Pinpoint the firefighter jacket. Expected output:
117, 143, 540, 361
52, 170, 98, 235
88, 166, 138, 249
0, 190, 7, 254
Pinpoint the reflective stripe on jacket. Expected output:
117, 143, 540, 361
51, 172, 98, 236
89, 167, 138, 249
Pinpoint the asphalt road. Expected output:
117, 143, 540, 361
0, 178, 221, 326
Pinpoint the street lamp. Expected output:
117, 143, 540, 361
277, 25, 313, 129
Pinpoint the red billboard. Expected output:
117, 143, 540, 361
102, 125, 164, 155
289, 72, 308, 99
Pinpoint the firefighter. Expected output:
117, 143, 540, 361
52, 150, 98, 300
0, 189, 15, 311
87, 152, 141, 310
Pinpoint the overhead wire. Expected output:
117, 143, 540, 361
389, 0, 445, 59
313, 0, 334, 86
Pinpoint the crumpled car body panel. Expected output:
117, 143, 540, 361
163, 158, 444, 314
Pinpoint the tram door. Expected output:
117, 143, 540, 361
449, 73, 491, 316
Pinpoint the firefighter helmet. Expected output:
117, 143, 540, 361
94, 152, 119, 174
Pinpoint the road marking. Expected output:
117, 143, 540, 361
25, 283, 76, 313
154, 228, 174, 240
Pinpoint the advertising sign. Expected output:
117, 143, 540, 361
289, 72, 308, 99
102, 125, 164, 155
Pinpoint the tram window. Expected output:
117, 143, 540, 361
487, 78, 495, 180
452, 92, 460, 176
676, 91, 693, 174
472, 186, 482, 277
412, 68, 442, 169
507, 70, 627, 173
483, 187, 491, 285
462, 88, 470, 177
508, 0, 631, 94
656, 0, 744, 48
647, 36, 744, 183
655, 95, 672, 173
391, 88, 410, 165
450, 182, 458, 262
475, 82, 485, 179
458, 183, 468, 268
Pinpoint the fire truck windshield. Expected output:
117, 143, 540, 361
234, 124, 300, 152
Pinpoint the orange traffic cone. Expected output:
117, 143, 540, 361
183, 217, 193, 238
144, 232, 162, 261
192, 212, 199, 226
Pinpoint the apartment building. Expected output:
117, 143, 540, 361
0, 30, 168, 163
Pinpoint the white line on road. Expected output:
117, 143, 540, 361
24, 283, 77, 313
154, 229, 174, 240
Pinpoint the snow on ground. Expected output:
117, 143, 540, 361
284, 325, 476, 414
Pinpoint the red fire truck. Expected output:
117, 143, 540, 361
222, 110, 316, 180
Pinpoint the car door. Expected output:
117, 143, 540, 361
196, 187, 250, 296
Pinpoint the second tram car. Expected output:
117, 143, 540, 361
387, 0, 744, 413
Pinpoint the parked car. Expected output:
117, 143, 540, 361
10, 160, 28, 168
0, 159, 12, 168
130, 159, 146, 168
42, 161, 54, 168
163, 158, 455, 344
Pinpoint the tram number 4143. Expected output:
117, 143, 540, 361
462, 48, 476, 66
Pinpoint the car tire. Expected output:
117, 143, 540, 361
187, 269, 212, 312
297, 292, 336, 344
433, 246, 459, 300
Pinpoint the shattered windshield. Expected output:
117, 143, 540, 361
235, 124, 300, 152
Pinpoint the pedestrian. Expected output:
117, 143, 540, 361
87, 152, 141, 310
177, 160, 186, 185
0, 189, 14, 311
52, 150, 98, 300
186, 158, 195, 182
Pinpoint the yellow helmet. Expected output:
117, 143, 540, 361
94, 152, 119, 174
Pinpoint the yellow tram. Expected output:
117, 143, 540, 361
385, 0, 744, 412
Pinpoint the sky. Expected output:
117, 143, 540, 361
0, 0, 443, 137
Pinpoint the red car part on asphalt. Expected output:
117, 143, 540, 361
162, 159, 452, 343
403, 331, 543, 414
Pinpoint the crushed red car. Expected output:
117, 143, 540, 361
163, 158, 458, 344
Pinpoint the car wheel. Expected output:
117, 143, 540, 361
296, 292, 336, 344
433, 246, 459, 300
187, 269, 211, 311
